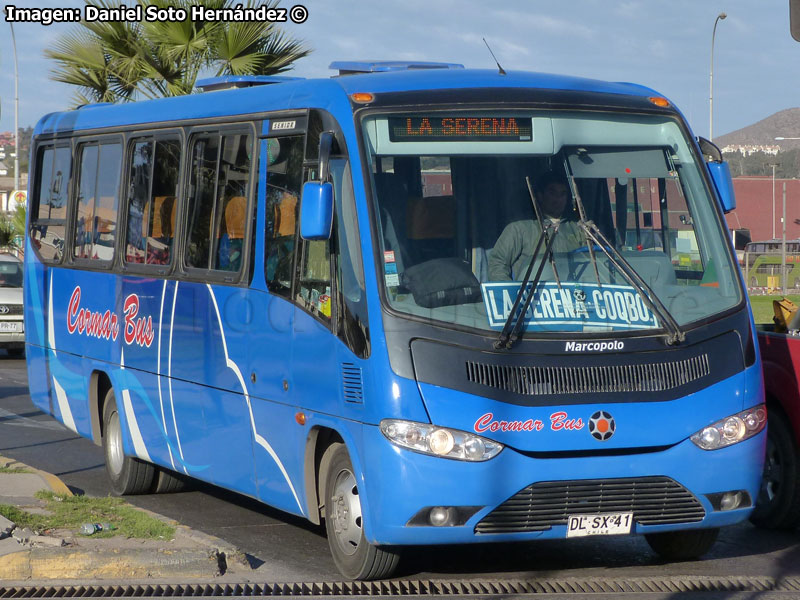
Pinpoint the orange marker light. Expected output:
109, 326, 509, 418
295, 412, 306, 426
351, 92, 375, 103
648, 96, 670, 108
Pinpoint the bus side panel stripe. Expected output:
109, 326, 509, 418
206, 284, 304, 515
157, 279, 175, 469
48, 271, 77, 433
119, 349, 152, 462
52, 375, 77, 434
168, 281, 187, 473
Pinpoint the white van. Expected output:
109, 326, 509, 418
0, 253, 24, 357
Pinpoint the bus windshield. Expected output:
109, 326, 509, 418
363, 110, 742, 336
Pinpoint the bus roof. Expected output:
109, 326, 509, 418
34, 67, 663, 137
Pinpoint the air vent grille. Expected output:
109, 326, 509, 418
466, 354, 709, 395
341, 363, 364, 403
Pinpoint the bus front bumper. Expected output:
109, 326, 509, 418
360, 426, 765, 546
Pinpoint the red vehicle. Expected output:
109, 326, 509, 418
753, 328, 800, 528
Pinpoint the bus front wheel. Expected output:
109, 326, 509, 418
102, 388, 155, 495
750, 408, 800, 529
323, 443, 400, 580
644, 527, 719, 560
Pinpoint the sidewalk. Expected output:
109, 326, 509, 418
0, 455, 249, 583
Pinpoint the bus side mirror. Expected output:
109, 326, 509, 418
706, 161, 736, 213
300, 181, 334, 240
698, 136, 735, 213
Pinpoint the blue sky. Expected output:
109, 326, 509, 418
1, 0, 798, 140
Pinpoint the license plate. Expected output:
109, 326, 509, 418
0, 322, 20, 332
566, 512, 633, 537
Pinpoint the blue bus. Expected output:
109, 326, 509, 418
25, 61, 765, 579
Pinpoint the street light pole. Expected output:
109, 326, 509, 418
709, 12, 727, 140
9, 22, 19, 199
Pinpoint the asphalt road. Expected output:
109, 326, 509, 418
3, 350, 800, 585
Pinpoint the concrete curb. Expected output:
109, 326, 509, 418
0, 455, 72, 497
0, 456, 249, 581
0, 547, 224, 580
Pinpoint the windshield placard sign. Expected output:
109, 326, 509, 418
481, 282, 658, 331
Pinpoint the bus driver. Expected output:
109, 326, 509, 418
488, 170, 584, 281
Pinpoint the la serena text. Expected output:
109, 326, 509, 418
404, 117, 522, 137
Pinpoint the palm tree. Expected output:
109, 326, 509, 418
11, 205, 26, 242
46, 0, 310, 105
0, 216, 15, 251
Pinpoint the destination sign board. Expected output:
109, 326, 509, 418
388, 116, 533, 142
481, 281, 658, 331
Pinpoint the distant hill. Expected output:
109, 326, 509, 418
716, 108, 800, 150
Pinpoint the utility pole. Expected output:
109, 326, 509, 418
770, 163, 779, 239
783, 182, 788, 295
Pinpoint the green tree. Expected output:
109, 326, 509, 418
45, 0, 310, 106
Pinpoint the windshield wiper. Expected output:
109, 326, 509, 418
561, 158, 684, 345
577, 219, 685, 345
526, 176, 561, 288
493, 222, 559, 350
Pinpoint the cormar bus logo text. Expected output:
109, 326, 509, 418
474, 410, 617, 441
565, 340, 624, 352
474, 411, 584, 433
66, 286, 154, 348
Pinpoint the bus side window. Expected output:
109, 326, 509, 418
125, 138, 181, 266
73, 141, 122, 262
185, 132, 252, 273
331, 158, 369, 357
265, 135, 304, 298
30, 145, 71, 262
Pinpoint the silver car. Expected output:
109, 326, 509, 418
0, 253, 24, 357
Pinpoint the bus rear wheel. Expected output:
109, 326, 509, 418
644, 527, 719, 560
323, 443, 400, 580
152, 467, 189, 494
102, 388, 155, 495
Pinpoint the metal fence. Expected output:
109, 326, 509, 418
741, 248, 800, 294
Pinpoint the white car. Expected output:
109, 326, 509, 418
0, 253, 24, 357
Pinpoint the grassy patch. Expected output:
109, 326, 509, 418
0, 492, 175, 540
749, 294, 800, 326
0, 466, 31, 474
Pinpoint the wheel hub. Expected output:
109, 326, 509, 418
330, 468, 362, 556
106, 410, 125, 477
760, 437, 783, 504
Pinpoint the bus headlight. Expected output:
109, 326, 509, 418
690, 405, 767, 451
380, 419, 503, 461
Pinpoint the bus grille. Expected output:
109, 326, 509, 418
465, 354, 710, 395
475, 476, 705, 534
0, 304, 22, 316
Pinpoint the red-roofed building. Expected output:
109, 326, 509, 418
725, 176, 800, 242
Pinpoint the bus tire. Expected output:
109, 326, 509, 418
152, 467, 188, 494
102, 388, 155, 495
750, 408, 800, 529
323, 443, 400, 580
644, 527, 719, 560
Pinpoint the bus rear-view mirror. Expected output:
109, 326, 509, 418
706, 161, 736, 213
300, 181, 334, 240
697, 136, 735, 214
